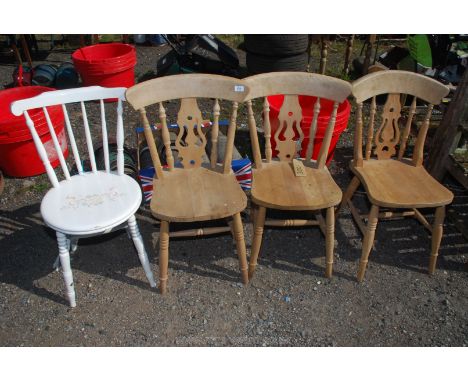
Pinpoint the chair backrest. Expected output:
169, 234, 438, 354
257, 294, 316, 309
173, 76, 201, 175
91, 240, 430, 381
125, 73, 249, 179
351, 70, 449, 167
11, 86, 127, 188
243, 72, 352, 169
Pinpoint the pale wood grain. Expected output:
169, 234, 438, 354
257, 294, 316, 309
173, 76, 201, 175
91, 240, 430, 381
251, 160, 342, 210
350, 159, 453, 208
125, 73, 248, 109
357, 204, 379, 282
151, 167, 247, 222
352, 70, 449, 104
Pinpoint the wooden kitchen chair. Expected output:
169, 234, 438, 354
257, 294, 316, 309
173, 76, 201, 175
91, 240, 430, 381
244, 72, 352, 279
11, 86, 156, 307
339, 70, 452, 281
125, 74, 249, 294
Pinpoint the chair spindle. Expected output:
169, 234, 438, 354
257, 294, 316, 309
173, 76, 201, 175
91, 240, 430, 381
24, 111, 60, 188
159, 102, 174, 170
365, 96, 376, 160
99, 100, 110, 173
80, 101, 97, 173
305, 97, 321, 164
412, 104, 434, 167
140, 108, 164, 179
246, 100, 263, 169
223, 101, 238, 174
116, 99, 124, 176
62, 104, 82, 174
211, 99, 220, 168
398, 96, 417, 160
317, 102, 339, 168
355, 102, 364, 167
43, 107, 70, 180
263, 97, 272, 163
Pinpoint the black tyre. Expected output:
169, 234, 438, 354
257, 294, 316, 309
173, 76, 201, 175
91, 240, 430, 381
244, 35, 309, 57
246, 52, 309, 74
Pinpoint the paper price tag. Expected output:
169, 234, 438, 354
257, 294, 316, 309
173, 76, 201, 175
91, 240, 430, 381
292, 159, 306, 177
234, 85, 245, 92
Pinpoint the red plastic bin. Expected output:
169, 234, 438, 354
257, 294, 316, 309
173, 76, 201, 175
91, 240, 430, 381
0, 86, 68, 177
72, 43, 137, 89
267, 95, 351, 165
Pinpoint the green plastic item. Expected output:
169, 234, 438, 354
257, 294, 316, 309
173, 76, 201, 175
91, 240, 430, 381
407, 35, 432, 68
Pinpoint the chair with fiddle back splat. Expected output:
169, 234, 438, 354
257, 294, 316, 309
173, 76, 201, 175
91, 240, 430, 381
243, 72, 352, 280
125, 74, 250, 294
339, 70, 452, 281
11, 87, 156, 307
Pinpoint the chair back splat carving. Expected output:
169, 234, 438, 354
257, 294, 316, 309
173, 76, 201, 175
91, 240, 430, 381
125, 74, 248, 178
244, 72, 352, 169
11, 86, 128, 188
352, 70, 449, 167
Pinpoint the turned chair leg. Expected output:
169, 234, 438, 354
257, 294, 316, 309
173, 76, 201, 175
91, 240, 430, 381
325, 207, 335, 278
429, 206, 445, 275
250, 202, 257, 225
357, 204, 380, 282
69, 237, 79, 254
56, 232, 76, 307
248, 205, 266, 280
159, 221, 170, 294
127, 215, 156, 288
232, 213, 249, 285
337, 176, 360, 216
53, 236, 79, 271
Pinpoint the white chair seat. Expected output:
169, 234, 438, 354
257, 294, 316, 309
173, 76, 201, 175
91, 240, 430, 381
41, 172, 142, 236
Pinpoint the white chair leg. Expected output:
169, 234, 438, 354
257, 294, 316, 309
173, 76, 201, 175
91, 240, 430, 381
53, 237, 79, 270
69, 237, 79, 254
125, 226, 131, 239
53, 255, 61, 271
127, 215, 156, 288
56, 232, 76, 307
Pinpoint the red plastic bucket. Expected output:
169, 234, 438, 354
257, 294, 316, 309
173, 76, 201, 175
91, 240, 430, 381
72, 43, 136, 89
268, 95, 351, 165
0, 86, 68, 177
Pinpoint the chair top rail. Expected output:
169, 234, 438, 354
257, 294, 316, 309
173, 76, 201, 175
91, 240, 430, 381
125, 74, 248, 109
11, 86, 126, 115
243, 72, 352, 102
352, 70, 449, 104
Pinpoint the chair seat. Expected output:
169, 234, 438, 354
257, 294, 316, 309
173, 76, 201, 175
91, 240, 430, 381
251, 160, 342, 210
351, 159, 454, 208
151, 167, 247, 222
41, 172, 142, 235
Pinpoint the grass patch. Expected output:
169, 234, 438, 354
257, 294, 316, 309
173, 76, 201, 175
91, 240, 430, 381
215, 35, 244, 49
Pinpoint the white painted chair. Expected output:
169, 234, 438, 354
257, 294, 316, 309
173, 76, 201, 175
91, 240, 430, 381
11, 86, 156, 307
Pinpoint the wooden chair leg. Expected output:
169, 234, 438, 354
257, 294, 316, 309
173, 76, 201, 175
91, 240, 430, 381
250, 202, 257, 225
248, 205, 266, 280
56, 232, 76, 307
128, 215, 156, 288
337, 176, 360, 216
357, 204, 379, 282
325, 207, 335, 278
429, 206, 445, 275
232, 213, 249, 285
159, 221, 170, 294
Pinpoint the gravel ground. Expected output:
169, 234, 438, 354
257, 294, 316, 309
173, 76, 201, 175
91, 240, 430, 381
0, 36, 467, 346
